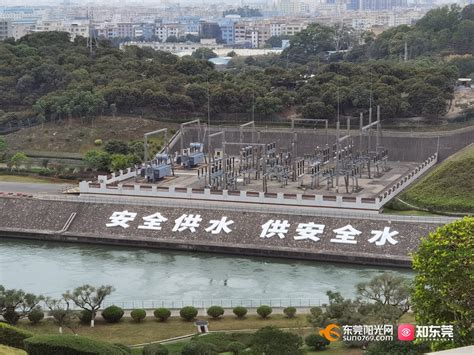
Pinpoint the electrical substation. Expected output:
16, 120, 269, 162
131, 106, 420, 198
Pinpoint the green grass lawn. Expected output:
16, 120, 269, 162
0, 344, 27, 354
15, 312, 417, 354
16, 314, 310, 346
390, 144, 474, 214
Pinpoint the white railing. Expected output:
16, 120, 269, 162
79, 182, 380, 211
377, 153, 438, 206
97, 167, 137, 185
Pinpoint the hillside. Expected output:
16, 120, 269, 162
4, 116, 177, 155
391, 145, 474, 214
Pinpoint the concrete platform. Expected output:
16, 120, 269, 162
122, 161, 418, 198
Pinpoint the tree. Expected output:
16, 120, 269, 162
84, 150, 111, 172
356, 273, 410, 314
300, 101, 335, 120
191, 48, 217, 60
0, 136, 6, 162
104, 139, 129, 155
44, 297, 77, 334
64, 284, 114, 327
0, 286, 43, 325
166, 35, 178, 43
412, 217, 474, 350
251, 326, 304, 355
9, 152, 28, 171
109, 154, 135, 172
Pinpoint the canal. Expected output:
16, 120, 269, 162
0, 238, 413, 307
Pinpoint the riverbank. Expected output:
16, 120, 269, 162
0, 196, 450, 268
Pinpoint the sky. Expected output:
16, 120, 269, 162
0, 0, 467, 6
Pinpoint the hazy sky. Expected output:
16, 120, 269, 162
0, 0, 466, 6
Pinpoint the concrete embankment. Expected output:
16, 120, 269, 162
0, 196, 450, 268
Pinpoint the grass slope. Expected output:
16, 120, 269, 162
0, 344, 27, 354
393, 144, 474, 214
4, 116, 177, 155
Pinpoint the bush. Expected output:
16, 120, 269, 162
233, 306, 248, 319
0, 323, 34, 349
153, 308, 171, 322
24, 335, 130, 354
78, 310, 92, 324
101, 305, 124, 323
28, 308, 45, 324
227, 341, 246, 354
366, 339, 430, 355
180, 306, 198, 321
113, 343, 132, 354
207, 306, 224, 319
305, 334, 330, 351
251, 326, 303, 355
181, 341, 218, 355
283, 306, 297, 318
256, 305, 272, 319
94, 139, 103, 146
142, 343, 169, 355
131, 309, 146, 322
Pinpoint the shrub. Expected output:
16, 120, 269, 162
181, 341, 218, 355
180, 306, 198, 321
78, 310, 92, 324
0, 323, 34, 349
251, 326, 303, 354
94, 139, 103, 146
305, 334, 330, 351
101, 305, 124, 323
206, 306, 224, 319
28, 308, 45, 324
256, 305, 272, 319
24, 335, 130, 354
366, 339, 430, 355
232, 306, 248, 319
283, 306, 297, 318
227, 341, 246, 354
142, 343, 169, 355
153, 308, 171, 322
113, 343, 132, 354
131, 309, 147, 322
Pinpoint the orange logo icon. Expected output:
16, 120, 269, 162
319, 324, 342, 342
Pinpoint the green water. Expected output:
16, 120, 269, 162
0, 238, 412, 306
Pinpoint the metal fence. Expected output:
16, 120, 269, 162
41, 298, 324, 311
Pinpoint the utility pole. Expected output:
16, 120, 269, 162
86, 7, 98, 58
404, 41, 408, 62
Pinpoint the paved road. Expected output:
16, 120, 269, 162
0, 181, 69, 195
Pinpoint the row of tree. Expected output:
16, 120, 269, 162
282, 4, 474, 64
0, 284, 113, 331
0, 5, 472, 126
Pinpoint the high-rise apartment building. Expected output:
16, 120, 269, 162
0, 19, 12, 40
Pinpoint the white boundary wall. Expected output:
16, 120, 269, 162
80, 153, 438, 212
